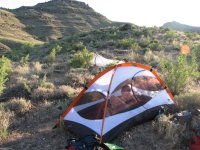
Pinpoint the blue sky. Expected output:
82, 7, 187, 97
0, 0, 200, 27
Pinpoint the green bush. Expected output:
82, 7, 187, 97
139, 36, 150, 48
40, 74, 47, 88
149, 40, 163, 51
70, 48, 94, 68
131, 42, 140, 50
142, 28, 153, 37
193, 45, 200, 63
20, 54, 29, 66
9, 43, 35, 61
118, 38, 132, 48
160, 53, 199, 95
0, 104, 13, 140
166, 29, 176, 39
47, 45, 62, 62
72, 42, 85, 51
118, 38, 139, 49
0, 56, 12, 95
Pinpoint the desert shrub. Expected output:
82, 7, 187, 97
153, 114, 190, 148
20, 54, 29, 66
59, 85, 76, 99
131, 42, 140, 50
40, 74, 48, 88
175, 93, 200, 111
149, 40, 163, 51
9, 43, 35, 61
185, 32, 200, 40
72, 41, 85, 51
142, 28, 153, 37
139, 36, 150, 48
65, 68, 94, 87
23, 82, 32, 94
0, 56, 12, 95
32, 87, 55, 101
32, 61, 42, 74
144, 49, 159, 64
117, 38, 140, 50
165, 29, 176, 39
15, 64, 30, 75
118, 38, 133, 49
47, 45, 62, 62
0, 104, 13, 140
32, 85, 70, 101
125, 50, 138, 62
193, 45, 200, 64
160, 53, 199, 95
70, 48, 94, 68
5, 98, 32, 114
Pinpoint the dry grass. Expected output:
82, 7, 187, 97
175, 93, 200, 111
0, 105, 14, 141
115, 121, 187, 150
4, 98, 32, 114
144, 49, 160, 64
31, 84, 75, 101
14, 65, 30, 75
58, 85, 76, 99
32, 86, 55, 100
65, 68, 94, 87
153, 115, 185, 147
32, 62, 42, 75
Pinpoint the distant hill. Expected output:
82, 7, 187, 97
0, 0, 114, 49
162, 21, 200, 33
0, 9, 42, 45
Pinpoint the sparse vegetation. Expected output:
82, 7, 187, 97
149, 40, 163, 51
117, 38, 140, 49
0, 3, 200, 149
175, 93, 200, 111
72, 41, 85, 51
0, 104, 13, 140
40, 74, 48, 88
166, 29, 176, 39
20, 54, 29, 66
4, 98, 32, 114
160, 53, 199, 95
70, 47, 94, 68
0, 56, 12, 95
47, 45, 62, 62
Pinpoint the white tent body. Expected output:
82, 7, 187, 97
60, 63, 174, 141
90, 53, 124, 67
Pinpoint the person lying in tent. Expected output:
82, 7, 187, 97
107, 84, 138, 115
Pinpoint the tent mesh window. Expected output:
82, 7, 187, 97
74, 92, 106, 119
106, 76, 163, 116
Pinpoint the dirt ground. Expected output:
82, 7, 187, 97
0, 102, 189, 150
0, 102, 73, 150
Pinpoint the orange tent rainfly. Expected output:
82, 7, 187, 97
54, 63, 174, 142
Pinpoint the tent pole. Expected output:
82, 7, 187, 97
100, 66, 118, 143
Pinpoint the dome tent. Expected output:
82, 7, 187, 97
54, 62, 174, 142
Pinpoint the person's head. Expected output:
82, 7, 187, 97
121, 84, 131, 94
